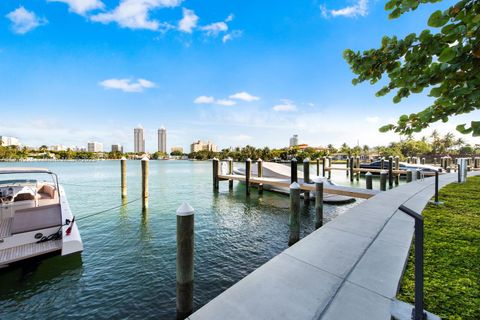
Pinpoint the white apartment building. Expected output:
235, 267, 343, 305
111, 144, 123, 153
87, 142, 103, 153
134, 126, 145, 153
190, 140, 217, 153
158, 127, 167, 153
0, 136, 20, 147
289, 134, 299, 147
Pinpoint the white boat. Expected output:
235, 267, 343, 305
0, 168, 83, 268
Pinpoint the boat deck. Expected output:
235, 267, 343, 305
0, 240, 62, 265
0, 218, 13, 238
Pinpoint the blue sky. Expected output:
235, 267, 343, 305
0, 0, 477, 152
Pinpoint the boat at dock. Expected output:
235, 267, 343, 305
0, 168, 82, 268
231, 161, 356, 204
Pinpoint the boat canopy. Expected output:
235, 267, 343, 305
0, 167, 53, 175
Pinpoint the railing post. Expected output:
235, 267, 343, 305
314, 181, 323, 229
291, 158, 298, 183
398, 205, 426, 320
322, 156, 326, 177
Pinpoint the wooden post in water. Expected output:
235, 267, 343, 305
355, 156, 360, 181
245, 158, 251, 196
366, 172, 373, 190
315, 181, 323, 229
257, 158, 263, 194
212, 158, 219, 190
416, 169, 421, 180
433, 157, 437, 166
380, 171, 387, 191
327, 157, 332, 179
141, 156, 149, 209
349, 157, 354, 182
346, 157, 349, 176
388, 156, 393, 188
291, 158, 298, 183
176, 202, 195, 320
316, 158, 320, 176
289, 182, 301, 246
322, 157, 326, 177
303, 158, 310, 183
406, 169, 413, 183
421, 157, 426, 165
380, 157, 385, 170
228, 157, 233, 190
120, 157, 127, 198
394, 156, 400, 185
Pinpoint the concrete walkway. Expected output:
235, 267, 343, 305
190, 172, 478, 320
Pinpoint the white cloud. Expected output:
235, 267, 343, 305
272, 100, 297, 112
216, 99, 236, 106
193, 96, 236, 106
229, 92, 260, 102
91, 0, 182, 30
366, 116, 380, 123
194, 96, 215, 104
178, 8, 198, 33
6, 7, 48, 34
321, 0, 369, 18
99, 78, 155, 92
47, 0, 104, 15
201, 21, 228, 36
201, 13, 234, 37
222, 30, 242, 43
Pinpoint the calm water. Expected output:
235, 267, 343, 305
0, 160, 370, 319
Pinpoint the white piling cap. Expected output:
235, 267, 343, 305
291, 158, 297, 162
141, 155, 149, 161
227, 157, 233, 161
177, 202, 195, 216
257, 158, 262, 161
120, 157, 126, 160
212, 157, 218, 160
303, 157, 310, 163
290, 182, 300, 189
365, 172, 372, 175
246, 158, 251, 161
312, 178, 324, 184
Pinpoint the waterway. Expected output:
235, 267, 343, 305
0, 160, 377, 319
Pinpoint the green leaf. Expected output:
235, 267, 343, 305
389, 8, 401, 19
429, 87, 442, 97
438, 47, 456, 63
384, 1, 396, 11
428, 10, 449, 28
379, 124, 394, 132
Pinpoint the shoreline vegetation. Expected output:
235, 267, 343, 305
398, 176, 480, 320
1, 131, 479, 162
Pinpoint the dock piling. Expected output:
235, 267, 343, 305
349, 157, 354, 182
291, 158, 298, 183
176, 202, 195, 320
394, 156, 400, 185
380, 171, 387, 191
322, 156, 326, 177
141, 156, 149, 209
366, 172, 373, 190
355, 156, 360, 181
245, 158, 252, 196
120, 157, 127, 198
314, 181, 324, 229
303, 158, 310, 184
289, 182, 301, 246
327, 157, 332, 179
228, 158, 233, 190
212, 158, 219, 190
257, 158, 263, 194
316, 158, 320, 176
406, 170, 413, 183
388, 156, 393, 188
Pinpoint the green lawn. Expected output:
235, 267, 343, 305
398, 176, 480, 320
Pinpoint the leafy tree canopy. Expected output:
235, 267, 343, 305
344, 0, 479, 136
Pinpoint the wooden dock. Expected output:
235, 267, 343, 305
217, 174, 378, 199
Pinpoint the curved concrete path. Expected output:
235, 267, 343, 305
190, 172, 478, 320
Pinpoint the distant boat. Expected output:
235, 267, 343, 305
0, 167, 83, 268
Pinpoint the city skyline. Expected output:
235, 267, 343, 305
0, 0, 478, 150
